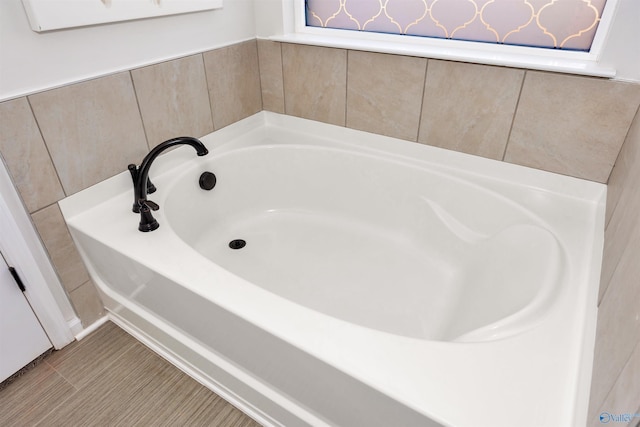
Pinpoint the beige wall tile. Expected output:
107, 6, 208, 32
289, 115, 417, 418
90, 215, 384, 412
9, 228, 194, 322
347, 51, 426, 141
131, 54, 213, 149
590, 341, 640, 427
257, 39, 285, 114
29, 72, 149, 196
589, 226, 640, 420
504, 72, 640, 182
600, 186, 640, 301
31, 203, 89, 293
69, 279, 104, 328
418, 61, 524, 160
0, 98, 65, 213
599, 108, 640, 299
282, 43, 347, 126
605, 105, 640, 226
203, 40, 262, 130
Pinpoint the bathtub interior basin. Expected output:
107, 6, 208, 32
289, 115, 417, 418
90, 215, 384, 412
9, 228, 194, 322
164, 143, 563, 342
60, 111, 606, 427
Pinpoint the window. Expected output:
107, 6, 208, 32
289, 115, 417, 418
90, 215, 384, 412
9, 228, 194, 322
306, 0, 607, 52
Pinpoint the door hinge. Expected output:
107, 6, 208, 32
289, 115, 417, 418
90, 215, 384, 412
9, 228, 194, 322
8, 267, 26, 292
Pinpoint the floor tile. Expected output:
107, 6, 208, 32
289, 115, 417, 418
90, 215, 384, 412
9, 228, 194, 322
0, 362, 75, 426
1, 322, 259, 427
46, 321, 137, 389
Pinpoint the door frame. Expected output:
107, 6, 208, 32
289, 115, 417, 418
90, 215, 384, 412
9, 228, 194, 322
0, 156, 78, 349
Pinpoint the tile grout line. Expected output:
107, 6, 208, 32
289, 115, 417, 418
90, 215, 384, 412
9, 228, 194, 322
345, 49, 350, 128
281, 43, 289, 116
42, 359, 80, 392
25, 96, 68, 201
201, 51, 218, 132
278, 42, 285, 113
129, 70, 152, 152
29, 361, 78, 427
255, 40, 265, 112
500, 69, 527, 162
415, 58, 430, 143
46, 324, 138, 389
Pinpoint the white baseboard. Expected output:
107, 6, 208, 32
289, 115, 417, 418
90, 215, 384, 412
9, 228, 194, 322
73, 315, 108, 340
66, 315, 83, 338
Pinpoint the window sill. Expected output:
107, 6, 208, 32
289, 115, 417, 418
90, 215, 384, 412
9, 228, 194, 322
267, 30, 616, 79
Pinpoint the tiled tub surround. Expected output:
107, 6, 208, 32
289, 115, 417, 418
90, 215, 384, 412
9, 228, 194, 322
0, 37, 639, 423
259, 41, 640, 183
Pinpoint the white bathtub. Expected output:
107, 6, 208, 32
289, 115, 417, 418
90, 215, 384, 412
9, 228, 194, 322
60, 112, 605, 427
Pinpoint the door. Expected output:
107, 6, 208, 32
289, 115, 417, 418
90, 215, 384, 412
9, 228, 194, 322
0, 251, 52, 382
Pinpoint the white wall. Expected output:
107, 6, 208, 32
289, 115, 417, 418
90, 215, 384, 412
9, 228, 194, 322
0, 0, 256, 101
255, 0, 640, 82
254, 0, 292, 38
598, 0, 640, 82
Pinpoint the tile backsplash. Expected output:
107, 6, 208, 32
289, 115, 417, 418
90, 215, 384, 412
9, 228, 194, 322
504, 71, 640, 183
281, 43, 347, 127
0, 97, 65, 213
203, 41, 262, 129
1, 38, 640, 422
131, 54, 214, 148
347, 50, 426, 142
264, 41, 640, 182
418, 60, 523, 160
29, 72, 149, 196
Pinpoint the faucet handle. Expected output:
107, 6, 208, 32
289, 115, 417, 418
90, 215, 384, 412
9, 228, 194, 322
138, 201, 160, 232
146, 179, 156, 194
139, 199, 159, 211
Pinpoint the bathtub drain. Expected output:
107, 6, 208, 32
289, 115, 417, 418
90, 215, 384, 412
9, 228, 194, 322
229, 239, 246, 250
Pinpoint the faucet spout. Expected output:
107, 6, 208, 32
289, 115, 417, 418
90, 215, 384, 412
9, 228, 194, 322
129, 136, 209, 232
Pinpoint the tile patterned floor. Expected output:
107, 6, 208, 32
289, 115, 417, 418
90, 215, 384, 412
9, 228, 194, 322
0, 321, 261, 426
